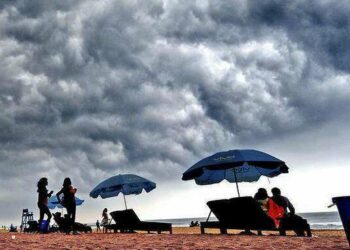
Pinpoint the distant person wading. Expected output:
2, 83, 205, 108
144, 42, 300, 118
56, 177, 77, 234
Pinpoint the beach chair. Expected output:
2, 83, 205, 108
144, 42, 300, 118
107, 209, 172, 234
200, 196, 311, 237
25, 220, 39, 233
53, 212, 92, 233
103, 218, 113, 232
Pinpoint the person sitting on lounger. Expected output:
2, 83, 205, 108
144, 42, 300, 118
267, 187, 294, 229
254, 188, 269, 213
271, 187, 295, 215
254, 187, 285, 228
254, 188, 271, 235
270, 187, 309, 236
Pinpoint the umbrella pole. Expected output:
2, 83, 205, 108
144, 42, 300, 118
233, 167, 241, 197
123, 193, 128, 210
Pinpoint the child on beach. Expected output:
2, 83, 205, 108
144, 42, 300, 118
56, 177, 77, 234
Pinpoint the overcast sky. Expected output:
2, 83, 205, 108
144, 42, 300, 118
1, 0, 350, 225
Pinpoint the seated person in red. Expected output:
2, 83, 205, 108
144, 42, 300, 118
269, 187, 296, 232
254, 188, 287, 228
257, 187, 310, 236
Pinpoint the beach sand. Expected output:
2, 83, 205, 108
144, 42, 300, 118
0, 228, 348, 249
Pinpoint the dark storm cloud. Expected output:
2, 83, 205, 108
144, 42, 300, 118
0, 0, 350, 221
161, 0, 350, 131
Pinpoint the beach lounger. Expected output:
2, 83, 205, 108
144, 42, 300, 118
25, 220, 39, 233
53, 212, 92, 233
25, 221, 59, 233
107, 209, 172, 234
200, 196, 311, 237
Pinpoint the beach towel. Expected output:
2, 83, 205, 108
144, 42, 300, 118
268, 198, 284, 228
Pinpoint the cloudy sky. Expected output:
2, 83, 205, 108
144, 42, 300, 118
1, 0, 350, 224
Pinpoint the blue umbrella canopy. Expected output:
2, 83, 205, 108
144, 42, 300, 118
182, 149, 288, 196
47, 196, 84, 209
89, 174, 156, 209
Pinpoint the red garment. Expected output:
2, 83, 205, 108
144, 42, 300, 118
69, 186, 76, 194
267, 198, 285, 228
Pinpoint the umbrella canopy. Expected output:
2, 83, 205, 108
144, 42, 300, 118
89, 174, 156, 209
47, 196, 84, 209
182, 149, 288, 196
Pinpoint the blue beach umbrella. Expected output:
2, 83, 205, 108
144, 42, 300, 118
89, 174, 156, 209
182, 149, 288, 196
47, 196, 85, 209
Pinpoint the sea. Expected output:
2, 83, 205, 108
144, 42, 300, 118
88, 212, 343, 230
149, 212, 343, 230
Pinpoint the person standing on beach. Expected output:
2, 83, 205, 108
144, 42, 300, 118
96, 220, 101, 232
101, 208, 109, 233
56, 177, 77, 234
37, 177, 53, 226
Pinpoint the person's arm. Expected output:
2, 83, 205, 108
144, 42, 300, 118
286, 198, 295, 215
56, 189, 63, 203
46, 188, 53, 198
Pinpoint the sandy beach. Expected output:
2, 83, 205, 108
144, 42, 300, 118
0, 228, 348, 250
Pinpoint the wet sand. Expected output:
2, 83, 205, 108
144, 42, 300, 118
0, 228, 348, 249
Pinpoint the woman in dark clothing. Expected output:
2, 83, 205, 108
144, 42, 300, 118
56, 177, 77, 234
254, 188, 270, 235
37, 177, 53, 225
254, 188, 269, 213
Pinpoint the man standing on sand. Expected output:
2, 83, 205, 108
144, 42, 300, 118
96, 220, 101, 232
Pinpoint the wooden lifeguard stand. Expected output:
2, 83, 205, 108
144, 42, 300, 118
20, 209, 34, 232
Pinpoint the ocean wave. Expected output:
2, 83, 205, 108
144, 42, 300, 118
310, 223, 343, 230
